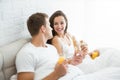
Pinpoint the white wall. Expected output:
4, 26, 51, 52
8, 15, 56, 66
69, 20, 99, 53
0, 0, 83, 46
0, 0, 120, 51
83, 0, 120, 51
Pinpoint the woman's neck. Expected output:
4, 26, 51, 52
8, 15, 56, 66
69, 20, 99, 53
57, 33, 71, 46
57, 33, 65, 38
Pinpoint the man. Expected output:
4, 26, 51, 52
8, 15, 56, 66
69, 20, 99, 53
11, 12, 84, 80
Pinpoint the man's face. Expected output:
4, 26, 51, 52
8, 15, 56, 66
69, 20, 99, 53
45, 18, 53, 39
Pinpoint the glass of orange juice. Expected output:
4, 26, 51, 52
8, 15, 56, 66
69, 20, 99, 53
58, 54, 65, 64
91, 51, 99, 59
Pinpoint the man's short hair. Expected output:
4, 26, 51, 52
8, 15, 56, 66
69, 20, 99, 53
27, 13, 48, 36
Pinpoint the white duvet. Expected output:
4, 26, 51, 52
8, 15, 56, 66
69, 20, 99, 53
11, 48, 120, 80
60, 48, 120, 80
74, 67, 120, 80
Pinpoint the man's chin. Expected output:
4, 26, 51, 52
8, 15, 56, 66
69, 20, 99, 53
48, 35, 53, 40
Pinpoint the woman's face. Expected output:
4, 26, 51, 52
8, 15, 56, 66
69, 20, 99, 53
53, 16, 66, 36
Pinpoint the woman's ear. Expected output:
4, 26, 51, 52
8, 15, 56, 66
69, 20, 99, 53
40, 25, 46, 33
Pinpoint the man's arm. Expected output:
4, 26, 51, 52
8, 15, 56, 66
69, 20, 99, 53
43, 71, 60, 80
17, 63, 67, 80
17, 72, 34, 80
17, 72, 59, 80
17, 71, 60, 80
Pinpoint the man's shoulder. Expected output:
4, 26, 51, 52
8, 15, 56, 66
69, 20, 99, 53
46, 44, 55, 48
21, 42, 32, 49
46, 44, 57, 50
18, 42, 34, 54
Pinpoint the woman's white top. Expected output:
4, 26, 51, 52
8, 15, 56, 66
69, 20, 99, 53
58, 35, 75, 58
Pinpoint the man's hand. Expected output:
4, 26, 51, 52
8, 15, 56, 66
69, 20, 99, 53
54, 60, 68, 78
43, 61, 68, 80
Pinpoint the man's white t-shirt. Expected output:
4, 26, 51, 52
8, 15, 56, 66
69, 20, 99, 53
11, 42, 83, 80
16, 42, 59, 80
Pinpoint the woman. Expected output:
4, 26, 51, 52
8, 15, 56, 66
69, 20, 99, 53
47, 10, 120, 80
47, 10, 88, 63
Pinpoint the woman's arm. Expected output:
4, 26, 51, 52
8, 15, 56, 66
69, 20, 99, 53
52, 36, 63, 55
67, 51, 84, 65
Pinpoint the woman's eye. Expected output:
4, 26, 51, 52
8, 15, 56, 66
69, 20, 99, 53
54, 23, 58, 25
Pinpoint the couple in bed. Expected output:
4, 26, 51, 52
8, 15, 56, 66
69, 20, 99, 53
11, 10, 120, 80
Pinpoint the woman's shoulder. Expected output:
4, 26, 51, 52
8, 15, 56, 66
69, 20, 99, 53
52, 36, 59, 40
66, 32, 73, 38
52, 36, 61, 44
47, 36, 60, 44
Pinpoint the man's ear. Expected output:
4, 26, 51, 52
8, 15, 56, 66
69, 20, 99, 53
40, 25, 46, 33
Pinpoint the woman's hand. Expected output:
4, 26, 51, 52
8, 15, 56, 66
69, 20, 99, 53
81, 46, 88, 57
70, 51, 83, 65
80, 40, 88, 58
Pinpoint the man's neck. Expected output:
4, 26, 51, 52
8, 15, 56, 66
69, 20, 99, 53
31, 35, 47, 47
